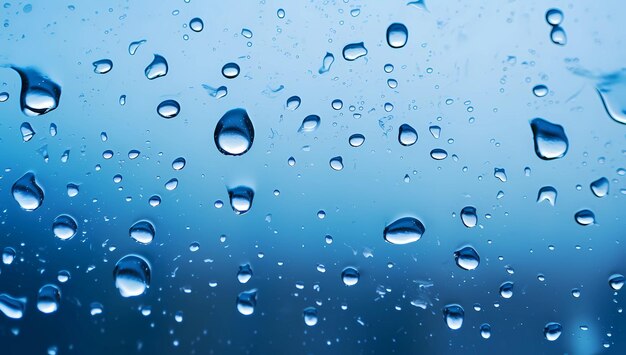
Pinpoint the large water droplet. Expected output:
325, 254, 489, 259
537, 186, 557, 206
550, 26, 567, 46
228, 186, 254, 214
144, 54, 168, 80
236, 289, 257, 315
299, 115, 321, 132
52, 214, 78, 240
398, 124, 418, 146
0, 294, 27, 319
386, 23, 408, 48
574, 209, 595, 226
303, 307, 318, 326
544, 322, 562, 341
12, 67, 61, 116
590, 177, 609, 197
545, 9, 563, 26
460, 206, 477, 228
530, 118, 569, 160
222, 62, 240, 79
237, 263, 253, 284
499, 281, 514, 299
157, 100, 180, 119
341, 267, 360, 286
609, 274, 624, 291
92, 59, 113, 74
383, 217, 426, 245
318, 52, 335, 74
214, 108, 255, 156
454, 246, 480, 271
114, 254, 151, 298
36, 284, 61, 314
342, 42, 368, 61
443, 304, 464, 330
129, 220, 156, 245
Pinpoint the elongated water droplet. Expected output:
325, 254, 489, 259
128, 39, 146, 55
0, 294, 27, 319
303, 307, 318, 326
222, 62, 240, 79
609, 274, 624, 291
12, 172, 44, 211
92, 59, 113, 74
594, 70, 626, 124
165, 178, 178, 191
0, 92, 8, 102
189, 17, 203, 32
237, 289, 257, 315
329, 156, 344, 171
52, 214, 78, 240
237, 263, 253, 283
430, 148, 447, 160
342, 42, 368, 61
299, 115, 321, 132
286, 95, 301, 110
20, 122, 35, 142
172, 157, 186, 170
12, 67, 61, 116
36, 284, 60, 314
480, 323, 492, 339
129, 220, 155, 245
2, 247, 16, 265
144, 54, 168, 80
533, 84, 549, 97
214, 108, 255, 156
550, 26, 567, 46
386, 23, 408, 48
530, 118, 569, 160
114, 254, 151, 297
349, 133, 365, 147
590, 177, 609, 197
537, 186, 557, 206
574, 209, 595, 226
545, 9, 563, 26
341, 267, 360, 286
318, 52, 335, 74
157, 99, 180, 119
544, 322, 562, 341
443, 304, 464, 330
460, 206, 477, 228
499, 281, 514, 299
398, 124, 418, 146
494, 168, 507, 182
203, 84, 228, 99
454, 246, 480, 270
383, 217, 425, 245
228, 186, 254, 214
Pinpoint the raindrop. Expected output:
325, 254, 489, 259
454, 246, 480, 271
128, 39, 146, 55
237, 263, 253, 284
52, 214, 78, 240
318, 52, 335, 74
349, 133, 365, 147
480, 323, 492, 339
533, 84, 549, 97
590, 177, 609, 197
429, 125, 441, 138
241, 28, 253, 38
494, 168, 507, 182
20, 122, 35, 142
537, 186, 557, 206
2, 247, 16, 265
236, 289, 257, 315
530, 118, 569, 160
57, 270, 70, 283
12, 67, 61, 116
36, 284, 61, 314
0, 92, 8, 102
277, 8, 285, 18
165, 178, 178, 191
129, 220, 156, 245
499, 281, 514, 299
157, 100, 180, 119
386, 23, 408, 48
49, 123, 57, 136
574, 209, 595, 226
144, 54, 168, 80
550, 26, 567, 46
172, 157, 186, 170
286, 96, 301, 110
113, 254, 151, 298
298, 115, 321, 132
609, 274, 624, 291
544, 322, 562, 341
214, 108, 255, 156
228, 186, 254, 214
66, 183, 79, 197
341, 267, 360, 286
0, 294, 27, 319
443, 304, 464, 330
149, 195, 161, 207
383, 217, 426, 245
460, 206, 477, 228
222, 62, 240, 79
189, 17, 203, 32
303, 307, 318, 326
430, 148, 447, 160
90, 302, 103, 316
329, 156, 344, 171
332, 99, 343, 110
92, 59, 113, 74
342, 42, 368, 61
398, 124, 418, 146
545, 9, 563, 26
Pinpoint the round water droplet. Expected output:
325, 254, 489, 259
172, 157, 186, 170
144, 54, 168, 80
222, 63, 240, 79
214, 108, 255, 156
2, 247, 16, 265
157, 100, 180, 119
530, 118, 569, 160
299, 115, 321, 132
0, 294, 27, 319
286, 96, 301, 110
329, 156, 344, 171
386, 23, 408, 48
398, 124, 418, 146
57, 270, 70, 283
545, 9, 563, 26
342, 42, 368, 61
165, 178, 178, 191
480, 323, 492, 339
303, 307, 318, 326
332, 99, 343, 110
537, 186, 557, 206
454, 246, 480, 271
228, 186, 254, 214
590, 177, 609, 198
383, 217, 426, 245
12, 67, 61, 116
189, 242, 200, 252
36, 284, 61, 314
0, 92, 9, 102
189, 17, 203, 32
341, 267, 360, 286
236, 289, 257, 315
114, 254, 151, 298
544, 322, 562, 341
92, 59, 113, 74
574, 209, 595, 226
609, 274, 624, 291
430, 148, 448, 160
52, 214, 78, 240
349, 133, 365, 147
499, 281, 514, 299
533, 84, 549, 97
237, 263, 253, 284
277, 8, 285, 18
66, 183, 79, 197
550, 26, 567, 46
149, 195, 161, 207
460, 206, 477, 228
129, 220, 155, 245
443, 304, 464, 330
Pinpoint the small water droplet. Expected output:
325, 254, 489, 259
329, 156, 344, 171
349, 133, 365, 147
144, 54, 168, 80
574, 209, 595, 226
480, 323, 492, 339
172, 157, 186, 170
550, 26, 567, 46
454, 246, 480, 270
20, 122, 35, 142
228, 186, 254, 214
237, 289, 257, 315
530, 118, 569, 160
277, 8, 285, 18
66, 183, 79, 197
533, 84, 549, 97
342, 42, 368, 61
460, 206, 477, 228
57, 270, 70, 283
90, 302, 103, 316
609, 274, 624, 291
92, 59, 113, 74
129, 220, 156, 245
299, 115, 321, 132
157, 99, 180, 119
189, 17, 203, 32
114, 254, 151, 298
544, 322, 562, 341
590, 177, 609, 197
241, 28, 253, 38
286, 96, 301, 110
386, 23, 408, 48
430, 148, 447, 160
494, 168, 507, 182
545, 9, 563, 26
222, 62, 240, 79
537, 186, 557, 206
398, 124, 418, 146
128, 39, 146, 55
0, 92, 9, 102
237, 263, 253, 283
214, 108, 255, 156
499, 281, 514, 299
318, 52, 335, 74
36, 284, 60, 314
302, 307, 318, 326
443, 304, 464, 330
2, 247, 16, 265
383, 217, 426, 245
52, 214, 78, 240
341, 267, 360, 286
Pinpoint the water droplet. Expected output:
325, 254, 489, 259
299, 115, 321, 132
349, 133, 365, 147
189, 242, 200, 252
228, 186, 254, 214
237, 263, 253, 284
172, 157, 186, 170
203, 84, 228, 99
149, 195, 161, 207
609, 274, 624, 291
36, 284, 60, 314
590, 177, 609, 197
66, 183, 79, 197
241, 28, 253, 38
430, 148, 447, 160
398, 124, 418, 146
342, 42, 368, 61
499, 281, 514, 299
128, 150, 140, 160
189, 17, 203, 32
574, 209, 595, 226
341, 267, 360, 286
318, 52, 335, 74
144, 54, 168, 80
494, 168, 507, 182
92, 59, 113, 74
12, 67, 61, 116
544, 322, 562, 341
114, 254, 151, 298
460, 206, 477, 228
550, 26, 567, 46
331, 99, 343, 110
2, 247, 16, 265
537, 186, 557, 206
0, 294, 27, 319
277, 8, 285, 18
454, 246, 480, 271
52, 214, 77, 240
57, 270, 70, 283
236, 289, 257, 315
222, 62, 240, 79
530, 118, 569, 160
165, 178, 178, 191
129, 220, 156, 245
214, 108, 255, 156
90, 302, 103, 316
286, 95, 301, 110
20, 122, 35, 142
157, 100, 180, 119
533, 84, 549, 97
480, 323, 492, 339
572, 289, 581, 298
383, 217, 426, 245
386, 23, 408, 48
443, 304, 464, 330
303, 307, 318, 326
545, 9, 563, 26
128, 39, 146, 55
0, 92, 8, 102
329, 156, 344, 171
429, 125, 441, 138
